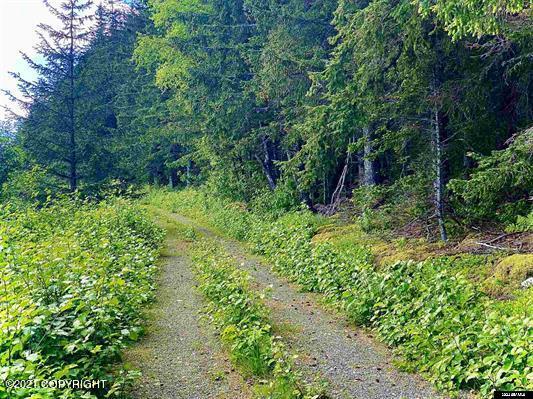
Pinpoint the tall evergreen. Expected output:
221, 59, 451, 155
8, 0, 94, 191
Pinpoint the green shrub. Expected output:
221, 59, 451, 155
505, 211, 533, 233
0, 198, 164, 398
249, 180, 301, 220
351, 175, 431, 234
1, 165, 56, 205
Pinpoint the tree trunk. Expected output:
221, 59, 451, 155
68, 5, 77, 192
429, 31, 448, 242
328, 160, 349, 214
256, 155, 276, 190
186, 159, 192, 186
362, 125, 375, 186
256, 136, 278, 190
431, 91, 448, 242
358, 151, 364, 184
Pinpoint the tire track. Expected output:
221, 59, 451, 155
124, 218, 250, 399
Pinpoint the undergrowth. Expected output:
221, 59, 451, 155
0, 197, 164, 398
147, 188, 533, 398
190, 239, 326, 399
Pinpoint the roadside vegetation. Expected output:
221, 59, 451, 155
190, 239, 325, 399
0, 197, 164, 398
145, 188, 532, 398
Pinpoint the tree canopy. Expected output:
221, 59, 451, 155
2, 0, 531, 239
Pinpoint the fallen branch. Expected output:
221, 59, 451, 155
485, 232, 521, 244
475, 242, 519, 252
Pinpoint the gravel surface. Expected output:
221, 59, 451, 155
170, 213, 447, 399
124, 230, 250, 399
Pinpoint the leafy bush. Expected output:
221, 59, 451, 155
352, 175, 431, 234
505, 211, 533, 233
1, 165, 56, 205
361, 260, 531, 395
0, 198, 164, 398
248, 180, 301, 220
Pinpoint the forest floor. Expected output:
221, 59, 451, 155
126, 208, 451, 399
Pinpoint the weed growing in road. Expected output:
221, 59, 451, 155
191, 240, 326, 399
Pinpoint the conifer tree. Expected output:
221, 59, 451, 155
7, 0, 93, 191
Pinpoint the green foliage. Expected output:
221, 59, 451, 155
1, 165, 56, 204
248, 182, 302, 220
133, 0, 270, 198
506, 211, 533, 233
0, 197, 164, 398
11, 0, 96, 192
352, 175, 431, 234
190, 240, 319, 399
0, 120, 25, 189
449, 128, 533, 225
12, 2, 166, 193
358, 260, 531, 395
74, 3, 160, 188
416, 0, 531, 39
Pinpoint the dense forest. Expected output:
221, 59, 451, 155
1, 0, 531, 239
0, 0, 532, 398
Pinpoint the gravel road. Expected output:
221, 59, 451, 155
169, 213, 446, 399
124, 229, 250, 399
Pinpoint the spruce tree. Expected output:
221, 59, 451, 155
7, 0, 93, 191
